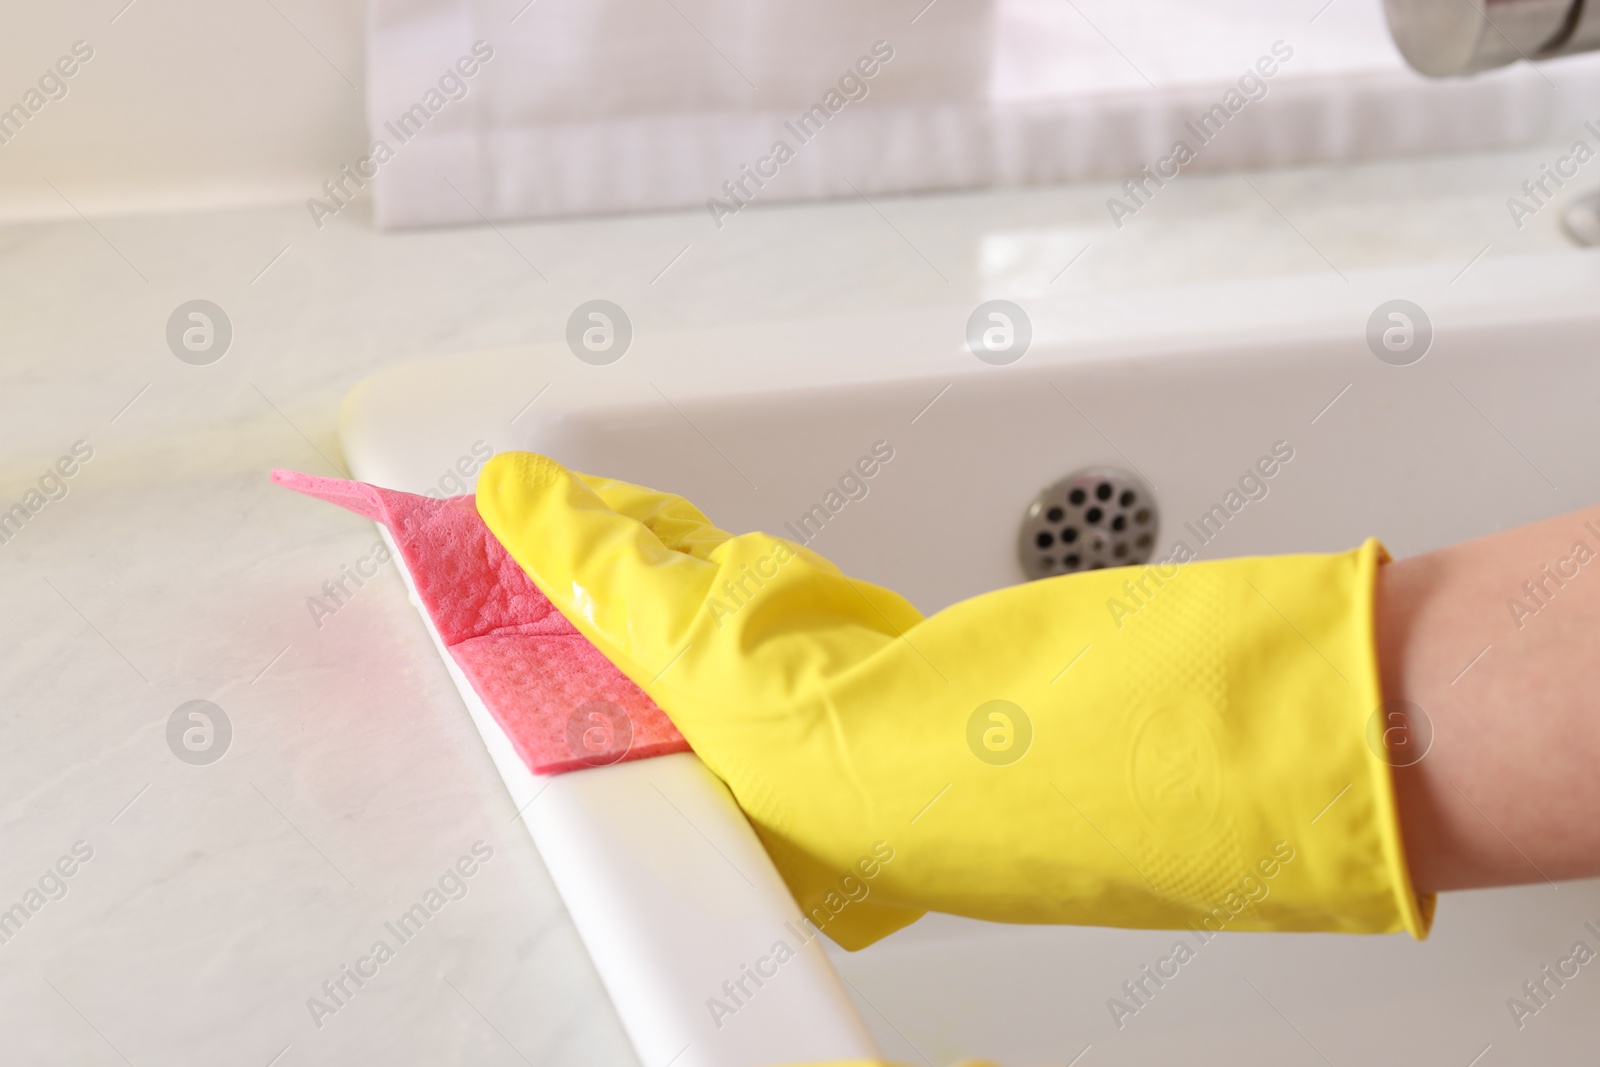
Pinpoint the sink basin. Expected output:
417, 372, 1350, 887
341, 246, 1600, 1065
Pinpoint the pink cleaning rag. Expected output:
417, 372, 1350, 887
272, 469, 690, 774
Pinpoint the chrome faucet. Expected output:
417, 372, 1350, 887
1383, 0, 1600, 75
1383, 0, 1600, 244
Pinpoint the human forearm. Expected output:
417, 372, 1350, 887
1377, 505, 1600, 892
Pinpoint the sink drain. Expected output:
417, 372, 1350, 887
1018, 467, 1159, 579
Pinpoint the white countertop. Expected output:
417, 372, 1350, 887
0, 142, 1590, 1065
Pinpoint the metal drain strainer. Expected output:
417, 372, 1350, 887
1018, 467, 1159, 580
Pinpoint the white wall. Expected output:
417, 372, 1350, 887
6, 0, 1598, 226
0, 0, 366, 221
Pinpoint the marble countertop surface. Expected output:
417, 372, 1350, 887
0, 142, 1589, 1065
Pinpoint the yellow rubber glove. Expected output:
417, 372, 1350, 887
478, 453, 1433, 950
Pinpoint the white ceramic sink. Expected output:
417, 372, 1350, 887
341, 246, 1600, 1065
